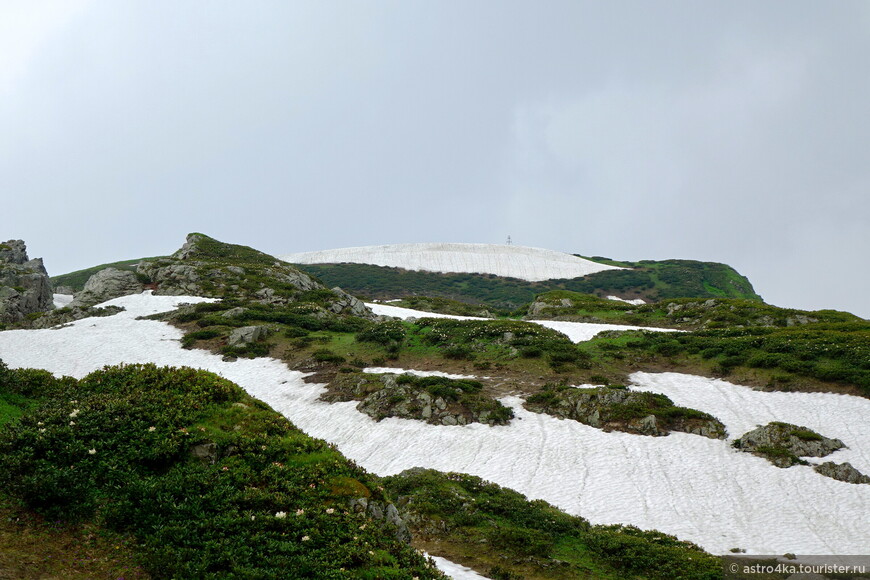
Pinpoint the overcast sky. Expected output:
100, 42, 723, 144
2, 1, 868, 318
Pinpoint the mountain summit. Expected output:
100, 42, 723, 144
280, 242, 623, 282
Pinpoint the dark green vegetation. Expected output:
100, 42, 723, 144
50, 257, 162, 291
173, 298, 597, 380
384, 468, 721, 580
296, 257, 761, 310
528, 290, 859, 330
0, 361, 444, 578
615, 321, 870, 396
525, 385, 726, 438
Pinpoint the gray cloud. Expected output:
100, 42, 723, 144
1, 1, 867, 317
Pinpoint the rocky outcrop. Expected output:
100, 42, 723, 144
329, 287, 370, 317
227, 325, 270, 347
732, 422, 845, 467
347, 497, 412, 543
136, 234, 373, 318
524, 386, 727, 439
69, 267, 144, 308
0, 240, 53, 325
813, 461, 870, 484
322, 372, 514, 427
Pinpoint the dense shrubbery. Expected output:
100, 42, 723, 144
384, 469, 721, 580
625, 323, 870, 394
0, 362, 445, 578
298, 258, 760, 310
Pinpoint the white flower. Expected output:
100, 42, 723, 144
301, 535, 310, 541
69, 409, 80, 418
325, 508, 334, 514
251, 515, 256, 521
37, 422, 44, 426
38, 428, 46, 433
69, 421, 76, 426
295, 509, 304, 516
88, 448, 96, 455
148, 426, 156, 432
275, 511, 287, 519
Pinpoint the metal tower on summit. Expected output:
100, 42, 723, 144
506, 235, 512, 245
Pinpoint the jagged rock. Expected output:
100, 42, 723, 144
733, 422, 845, 468
0, 240, 29, 264
227, 325, 270, 347
330, 287, 373, 317
525, 386, 727, 439
70, 268, 144, 308
137, 262, 202, 296
814, 461, 870, 484
0, 240, 53, 324
347, 498, 412, 543
53, 285, 75, 295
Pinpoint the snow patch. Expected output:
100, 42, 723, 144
368, 303, 678, 343
607, 295, 646, 305
428, 554, 488, 579
364, 367, 478, 380
52, 293, 74, 308
280, 243, 622, 282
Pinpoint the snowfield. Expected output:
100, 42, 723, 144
279, 242, 622, 282
367, 302, 680, 343
1, 292, 869, 560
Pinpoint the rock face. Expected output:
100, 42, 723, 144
732, 422, 845, 467
70, 267, 144, 308
322, 372, 513, 427
136, 233, 374, 318
524, 386, 727, 439
813, 461, 870, 484
329, 287, 370, 317
0, 240, 53, 325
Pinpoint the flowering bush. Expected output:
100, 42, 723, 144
0, 362, 446, 578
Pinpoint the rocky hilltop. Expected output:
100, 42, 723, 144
0, 240, 53, 325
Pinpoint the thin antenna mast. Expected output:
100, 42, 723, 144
506, 235, 512, 245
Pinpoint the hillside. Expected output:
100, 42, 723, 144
295, 261, 761, 311
280, 243, 624, 282
4, 233, 870, 579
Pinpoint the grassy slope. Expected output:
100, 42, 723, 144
296, 258, 761, 311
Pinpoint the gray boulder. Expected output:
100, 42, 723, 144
70, 267, 144, 308
0, 240, 53, 324
329, 287, 373, 317
814, 461, 870, 484
524, 386, 727, 439
227, 325, 270, 347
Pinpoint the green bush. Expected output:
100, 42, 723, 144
0, 363, 445, 578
